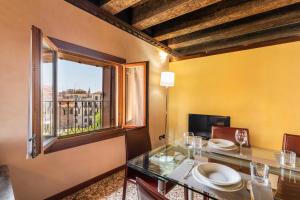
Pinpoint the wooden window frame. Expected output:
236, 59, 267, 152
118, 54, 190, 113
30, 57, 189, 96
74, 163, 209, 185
44, 38, 126, 154
29, 26, 43, 158
31, 27, 149, 155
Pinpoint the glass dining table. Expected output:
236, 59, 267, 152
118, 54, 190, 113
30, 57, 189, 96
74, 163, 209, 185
127, 141, 300, 200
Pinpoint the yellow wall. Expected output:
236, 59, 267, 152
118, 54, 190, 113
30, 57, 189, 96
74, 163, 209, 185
169, 42, 300, 150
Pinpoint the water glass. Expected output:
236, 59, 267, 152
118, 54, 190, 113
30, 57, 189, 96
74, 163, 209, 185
250, 162, 269, 185
183, 132, 194, 148
194, 136, 203, 150
280, 150, 296, 168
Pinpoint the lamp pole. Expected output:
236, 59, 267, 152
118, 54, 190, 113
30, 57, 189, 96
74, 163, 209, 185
160, 71, 174, 147
164, 86, 168, 146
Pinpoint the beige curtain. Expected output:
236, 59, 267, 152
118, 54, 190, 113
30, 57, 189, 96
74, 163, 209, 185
125, 66, 145, 126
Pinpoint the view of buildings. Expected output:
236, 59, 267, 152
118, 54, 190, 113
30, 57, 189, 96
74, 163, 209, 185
42, 87, 103, 136
42, 56, 104, 137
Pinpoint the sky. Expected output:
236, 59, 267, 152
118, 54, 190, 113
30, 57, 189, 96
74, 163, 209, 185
42, 59, 103, 92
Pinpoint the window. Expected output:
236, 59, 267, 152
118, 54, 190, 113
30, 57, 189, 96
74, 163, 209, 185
41, 50, 118, 138
30, 26, 147, 156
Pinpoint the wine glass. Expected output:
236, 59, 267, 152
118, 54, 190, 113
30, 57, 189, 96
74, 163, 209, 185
235, 129, 248, 155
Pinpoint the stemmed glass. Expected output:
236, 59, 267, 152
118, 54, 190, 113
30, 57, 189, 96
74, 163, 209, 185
235, 129, 248, 155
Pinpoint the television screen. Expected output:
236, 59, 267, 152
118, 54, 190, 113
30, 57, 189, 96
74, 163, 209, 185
188, 114, 230, 139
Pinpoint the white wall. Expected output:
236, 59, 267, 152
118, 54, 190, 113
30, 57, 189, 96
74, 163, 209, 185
0, 0, 168, 199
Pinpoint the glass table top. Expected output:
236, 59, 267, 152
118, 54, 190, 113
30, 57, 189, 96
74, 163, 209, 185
127, 143, 300, 200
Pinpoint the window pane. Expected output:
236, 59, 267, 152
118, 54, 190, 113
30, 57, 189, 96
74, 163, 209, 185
57, 59, 104, 136
125, 66, 145, 127
42, 41, 55, 141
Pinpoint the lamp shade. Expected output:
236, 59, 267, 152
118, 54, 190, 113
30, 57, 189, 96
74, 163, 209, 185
160, 72, 175, 87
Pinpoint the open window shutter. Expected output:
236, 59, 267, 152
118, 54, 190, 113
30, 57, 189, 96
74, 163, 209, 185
103, 66, 117, 128
29, 26, 42, 158
123, 62, 148, 128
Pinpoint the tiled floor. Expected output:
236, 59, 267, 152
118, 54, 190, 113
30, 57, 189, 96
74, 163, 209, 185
63, 170, 203, 200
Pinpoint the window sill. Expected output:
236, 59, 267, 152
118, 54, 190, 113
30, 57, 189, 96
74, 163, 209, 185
43, 127, 125, 154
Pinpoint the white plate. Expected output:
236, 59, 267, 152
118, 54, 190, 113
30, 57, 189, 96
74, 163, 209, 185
192, 167, 244, 192
208, 143, 239, 151
208, 139, 235, 148
195, 163, 242, 186
208, 139, 238, 151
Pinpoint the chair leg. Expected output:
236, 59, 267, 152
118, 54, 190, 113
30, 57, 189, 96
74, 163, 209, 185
157, 180, 166, 195
184, 188, 188, 200
203, 192, 210, 200
184, 188, 193, 200
122, 180, 127, 200
122, 168, 128, 200
184, 188, 210, 200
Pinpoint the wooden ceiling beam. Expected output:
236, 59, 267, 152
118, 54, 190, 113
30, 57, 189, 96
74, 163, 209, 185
171, 35, 300, 61
132, 0, 221, 30
100, 0, 143, 15
65, 0, 181, 58
176, 23, 300, 56
169, 6, 300, 49
154, 0, 300, 41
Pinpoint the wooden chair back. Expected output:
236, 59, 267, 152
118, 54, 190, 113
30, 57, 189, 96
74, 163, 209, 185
125, 127, 151, 161
211, 126, 251, 147
282, 133, 300, 156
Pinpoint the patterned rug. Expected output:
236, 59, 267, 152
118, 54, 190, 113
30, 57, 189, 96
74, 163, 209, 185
63, 170, 203, 200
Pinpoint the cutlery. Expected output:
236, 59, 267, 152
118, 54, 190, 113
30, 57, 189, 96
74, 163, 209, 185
184, 161, 196, 179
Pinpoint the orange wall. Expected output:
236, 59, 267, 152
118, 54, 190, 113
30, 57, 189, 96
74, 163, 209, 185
0, 1, 168, 199
169, 41, 300, 150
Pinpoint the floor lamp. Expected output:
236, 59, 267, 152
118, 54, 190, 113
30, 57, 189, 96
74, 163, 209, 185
160, 71, 175, 145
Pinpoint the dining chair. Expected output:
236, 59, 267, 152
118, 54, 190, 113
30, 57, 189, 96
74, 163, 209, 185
275, 175, 300, 200
136, 177, 169, 200
276, 133, 300, 200
282, 133, 300, 156
211, 126, 251, 147
122, 127, 175, 200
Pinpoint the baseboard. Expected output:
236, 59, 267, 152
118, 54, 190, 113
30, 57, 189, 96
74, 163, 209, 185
45, 165, 126, 200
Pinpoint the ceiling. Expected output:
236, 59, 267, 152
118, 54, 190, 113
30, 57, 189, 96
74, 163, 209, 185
66, 0, 300, 61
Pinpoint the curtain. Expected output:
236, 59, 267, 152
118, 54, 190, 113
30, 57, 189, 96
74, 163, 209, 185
125, 66, 145, 126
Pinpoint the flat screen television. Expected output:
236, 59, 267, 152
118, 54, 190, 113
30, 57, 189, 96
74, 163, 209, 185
188, 114, 230, 139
